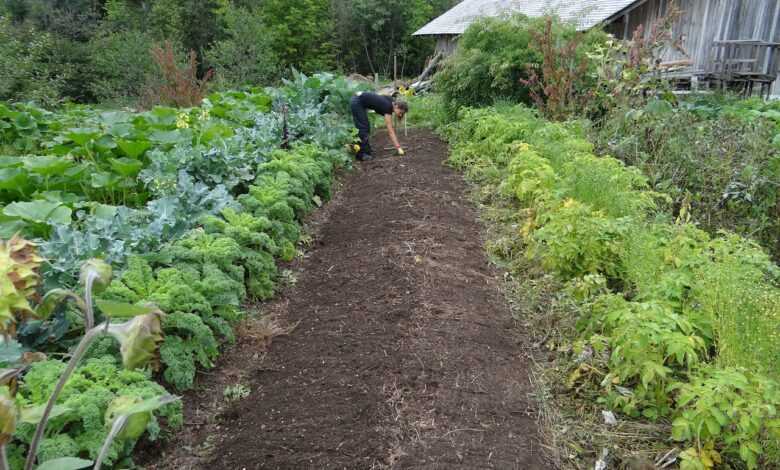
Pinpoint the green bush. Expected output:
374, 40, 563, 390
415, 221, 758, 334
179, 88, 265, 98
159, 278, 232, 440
88, 30, 158, 104
585, 296, 710, 420
672, 367, 780, 470
204, 5, 279, 90
435, 14, 543, 115
0, 18, 67, 106
592, 99, 780, 258
435, 15, 606, 117
558, 154, 656, 219
446, 104, 541, 184
530, 199, 631, 280
257, 0, 336, 74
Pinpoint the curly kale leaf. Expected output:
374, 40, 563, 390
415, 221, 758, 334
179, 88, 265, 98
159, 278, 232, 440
160, 311, 220, 390
103, 257, 212, 316
197, 262, 246, 310
14, 356, 182, 467
202, 208, 279, 254
159, 229, 244, 280
244, 249, 277, 299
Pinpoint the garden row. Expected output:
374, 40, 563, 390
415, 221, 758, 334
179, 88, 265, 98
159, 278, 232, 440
443, 104, 780, 470
0, 72, 365, 469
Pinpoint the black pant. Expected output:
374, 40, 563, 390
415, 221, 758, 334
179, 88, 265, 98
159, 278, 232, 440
350, 95, 371, 157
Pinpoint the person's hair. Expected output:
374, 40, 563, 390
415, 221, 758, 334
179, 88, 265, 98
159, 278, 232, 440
394, 100, 409, 114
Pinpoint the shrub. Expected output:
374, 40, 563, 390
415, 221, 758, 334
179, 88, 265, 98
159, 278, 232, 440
558, 154, 656, 219
447, 104, 541, 179
204, 6, 279, 90
88, 30, 158, 104
521, 17, 608, 120
0, 17, 67, 106
584, 296, 709, 420
435, 14, 606, 118
672, 367, 780, 470
530, 199, 632, 280
592, 100, 780, 257
435, 14, 543, 115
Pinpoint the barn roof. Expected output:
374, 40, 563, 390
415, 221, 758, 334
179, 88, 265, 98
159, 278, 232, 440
413, 0, 639, 35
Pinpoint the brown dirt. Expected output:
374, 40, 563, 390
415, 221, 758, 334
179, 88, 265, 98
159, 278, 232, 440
142, 129, 545, 469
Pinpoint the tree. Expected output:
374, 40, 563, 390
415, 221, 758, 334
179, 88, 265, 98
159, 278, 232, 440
330, 0, 456, 77
178, 0, 221, 62
259, 0, 336, 74
205, 5, 278, 88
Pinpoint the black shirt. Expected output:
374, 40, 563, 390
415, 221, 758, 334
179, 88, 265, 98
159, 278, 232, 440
358, 92, 394, 115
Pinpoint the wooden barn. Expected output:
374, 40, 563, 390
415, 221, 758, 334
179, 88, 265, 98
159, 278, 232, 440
413, 0, 780, 97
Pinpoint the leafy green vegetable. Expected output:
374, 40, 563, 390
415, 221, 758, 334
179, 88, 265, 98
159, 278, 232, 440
13, 356, 182, 467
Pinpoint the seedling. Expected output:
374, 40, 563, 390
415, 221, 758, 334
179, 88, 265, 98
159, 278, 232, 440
223, 384, 251, 402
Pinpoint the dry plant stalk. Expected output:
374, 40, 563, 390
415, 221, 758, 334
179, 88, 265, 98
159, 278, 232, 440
627, 2, 683, 71
521, 18, 592, 121
143, 41, 214, 109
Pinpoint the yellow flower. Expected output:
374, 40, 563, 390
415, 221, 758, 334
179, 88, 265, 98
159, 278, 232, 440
176, 112, 190, 129
563, 198, 577, 208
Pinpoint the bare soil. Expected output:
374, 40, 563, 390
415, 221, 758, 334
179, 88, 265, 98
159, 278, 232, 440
142, 129, 545, 469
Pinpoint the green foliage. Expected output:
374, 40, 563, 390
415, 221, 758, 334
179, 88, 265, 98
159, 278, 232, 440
202, 209, 279, 299
88, 30, 158, 105
12, 355, 182, 467
691, 234, 780, 377
205, 5, 278, 90
446, 105, 541, 184
592, 99, 780, 257
405, 94, 449, 130
0, 17, 67, 106
436, 15, 606, 117
103, 255, 235, 390
672, 367, 780, 470
2, 0, 454, 106
531, 200, 631, 280
331, 0, 454, 77
558, 154, 656, 219
256, 0, 335, 74
435, 15, 542, 115
159, 313, 218, 390
446, 103, 780, 468
584, 296, 709, 419
103, 257, 211, 316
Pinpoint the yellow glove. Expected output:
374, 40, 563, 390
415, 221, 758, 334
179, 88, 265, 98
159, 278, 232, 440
397, 147, 405, 156
352, 144, 361, 154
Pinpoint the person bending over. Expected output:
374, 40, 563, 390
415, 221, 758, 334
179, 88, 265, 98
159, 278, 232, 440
350, 91, 408, 161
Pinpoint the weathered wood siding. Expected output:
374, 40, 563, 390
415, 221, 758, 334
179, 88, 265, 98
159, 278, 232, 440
607, 0, 780, 95
434, 35, 460, 56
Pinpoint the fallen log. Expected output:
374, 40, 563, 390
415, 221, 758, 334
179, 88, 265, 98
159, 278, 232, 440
414, 52, 443, 85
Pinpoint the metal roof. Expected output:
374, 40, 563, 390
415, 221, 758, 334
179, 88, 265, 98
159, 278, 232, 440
413, 0, 639, 35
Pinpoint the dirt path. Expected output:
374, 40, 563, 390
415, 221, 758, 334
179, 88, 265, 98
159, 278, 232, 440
145, 129, 545, 469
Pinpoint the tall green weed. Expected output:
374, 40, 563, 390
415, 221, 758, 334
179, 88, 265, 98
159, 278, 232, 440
592, 99, 780, 258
